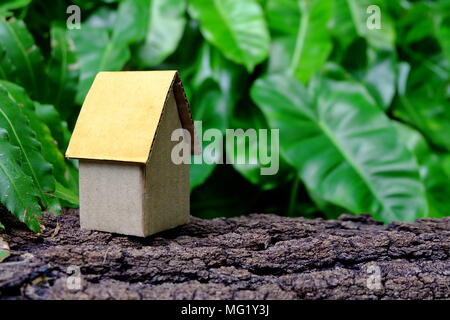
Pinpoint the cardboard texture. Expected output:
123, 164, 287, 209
66, 71, 192, 237
66, 71, 196, 162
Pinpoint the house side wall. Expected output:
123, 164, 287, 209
79, 160, 145, 236
143, 89, 190, 236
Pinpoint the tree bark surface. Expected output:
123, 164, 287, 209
0, 209, 449, 300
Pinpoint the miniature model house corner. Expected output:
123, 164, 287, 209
65, 71, 196, 237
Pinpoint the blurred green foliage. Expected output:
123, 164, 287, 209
0, 0, 449, 231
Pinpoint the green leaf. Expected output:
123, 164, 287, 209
227, 100, 293, 190
0, 79, 33, 109
331, 0, 356, 54
192, 80, 228, 131
0, 79, 71, 151
251, 74, 427, 223
360, 50, 397, 109
436, 15, 450, 65
343, 0, 395, 49
0, 250, 9, 262
34, 102, 72, 152
267, 0, 333, 82
443, 154, 450, 178
0, 80, 76, 195
0, 0, 31, 14
54, 181, 79, 206
111, 0, 148, 44
0, 138, 42, 232
24, 110, 68, 191
190, 43, 246, 120
70, 26, 129, 104
189, 0, 270, 71
0, 18, 45, 100
0, 236, 11, 262
0, 43, 15, 80
188, 44, 247, 190
190, 119, 218, 191
397, 1, 434, 46
396, 122, 450, 218
394, 62, 450, 152
71, 0, 146, 104
135, 0, 187, 67
266, 0, 300, 35
0, 87, 60, 214
45, 23, 79, 121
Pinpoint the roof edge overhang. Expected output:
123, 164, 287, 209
171, 71, 199, 156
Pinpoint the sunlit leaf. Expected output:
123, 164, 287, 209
267, 0, 333, 82
189, 0, 270, 71
135, 0, 187, 67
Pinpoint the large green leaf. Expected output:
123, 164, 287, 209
265, 0, 300, 35
0, 18, 45, 100
397, 1, 434, 46
45, 23, 79, 121
135, 0, 187, 67
344, 0, 395, 49
0, 79, 71, 150
189, 0, 270, 71
188, 44, 246, 189
0, 80, 76, 194
111, 1, 147, 44
71, 0, 147, 104
0, 87, 60, 214
397, 122, 450, 218
26, 113, 68, 191
267, 0, 333, 82
190, 43, 246, 124
192, 80, 228, 132
331, 0, 356, 55
70, 26, 129, 104
394, 62, 450, 152
359, 50, 397, 109
251, 74, 427, 222
0, 136, 42, 232
226, 99, 293, 190
189, 112, 219, 191
0, 44, 15, 80
433, 1, 450, 65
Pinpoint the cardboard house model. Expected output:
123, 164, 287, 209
66, 71, 196, 237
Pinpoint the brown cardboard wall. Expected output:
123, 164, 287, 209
143, 89, 190, 235
79, 161, 146, 236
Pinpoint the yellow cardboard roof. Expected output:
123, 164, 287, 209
65, 71, 195, 163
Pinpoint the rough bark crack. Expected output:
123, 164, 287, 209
0, 209, 449, 300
